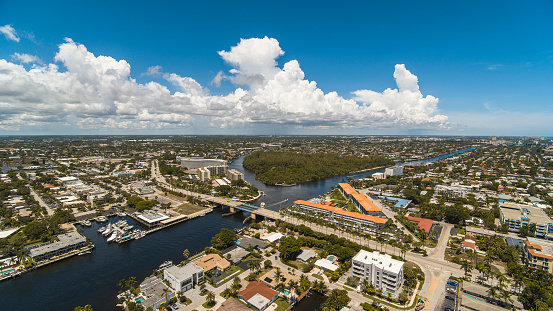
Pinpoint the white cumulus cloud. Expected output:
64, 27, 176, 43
0, 36, 449, 132
11, 53, 41, 64
0, 25, 19, 42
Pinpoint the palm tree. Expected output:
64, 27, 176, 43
162, 287, 170, 306
288, 280, 298, 294
222, 287, 232, 298
182, 249, 190, 259
117, 278, 128, 291
461, 261, 473, 277
487, 286, 498, 301
275, 268, 283, 286
128, 276, 137, 292
500, 288, 512, 305
206, 291, 215, 306
361, 279, 370, 294
248, 260, 261, 273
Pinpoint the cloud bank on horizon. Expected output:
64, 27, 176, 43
0, 34, 448, 132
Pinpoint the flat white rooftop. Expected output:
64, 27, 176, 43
137, 210, 170, 224
314, 259, 339, 271
353, 250, 404, 274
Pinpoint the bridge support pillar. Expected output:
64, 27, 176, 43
230, 207, 235, 213
251, 212, 257, 220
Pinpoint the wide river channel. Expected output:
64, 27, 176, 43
0, 148, 475, 310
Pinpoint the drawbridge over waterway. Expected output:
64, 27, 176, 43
200, 195, 281, 220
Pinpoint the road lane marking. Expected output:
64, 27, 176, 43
423, 276, 441, 310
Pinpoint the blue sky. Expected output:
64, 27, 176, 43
0, 0, 552, 136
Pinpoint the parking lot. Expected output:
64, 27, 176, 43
437, 279, 458, 311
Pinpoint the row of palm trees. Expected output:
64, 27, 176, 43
280, 210, 414, 260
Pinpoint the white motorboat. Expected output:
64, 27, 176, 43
107, 232, 118, 242
103, 224, 113, 236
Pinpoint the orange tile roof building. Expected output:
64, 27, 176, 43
293, 200, 388, 230
237, 281, 279, 311
338, 183, 382, 216
193, 254, 230, 273
523, 237, 553, 274
407, 216, 434, 234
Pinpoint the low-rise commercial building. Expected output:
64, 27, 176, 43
163, 262, 204, 293
499, 202, 553, 237
28, 231, 87, 262
352, 250, 404, 297
523, 237, 553, 273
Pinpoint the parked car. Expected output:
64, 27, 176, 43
445, 296, 455, 301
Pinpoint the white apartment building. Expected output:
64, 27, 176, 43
197, 167, 210, 181
385, 166, 403, 176
227, 169, 244, 181
352, 250, 404, 296
164, 262, 204, 293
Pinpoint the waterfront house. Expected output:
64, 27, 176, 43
217, 297, 251, 311
237, 281, 279, 311
141, 281, 175, 311
193, 253, 230, 273
221, 246, 250, 264
164, 262, 204, 293
237, 237, 270, 250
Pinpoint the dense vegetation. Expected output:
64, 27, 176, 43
243, 151, 394, 185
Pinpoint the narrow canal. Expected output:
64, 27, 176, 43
0, 147, 476, 310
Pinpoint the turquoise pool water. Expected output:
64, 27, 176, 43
384, 196, 411, 208
463, 294, 482, 301
280, 290, 291, 295
0, 269, 14, 275
327, 256, 335, 261
135, 297, 145, 303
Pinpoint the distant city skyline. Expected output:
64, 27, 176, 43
1, 0, 552, 136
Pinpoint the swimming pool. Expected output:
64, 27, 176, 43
135, 297, 145, 303
463, 294, 482, 301
384, 197, 411, 208
327, 256, 335, 261
0, 269, 14, 275
280, 290, 291, 295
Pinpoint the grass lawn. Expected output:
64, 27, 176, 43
225, 265, 243, 275
202, 301, 216, 309
274, 297, 290, 311
423, 239, 437, 248
312, 274, 324, 280
220, 266, 244, 281
174, 202, 205, 215
243, 254, 262, 262
165, 193, 187, 202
